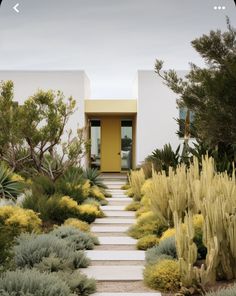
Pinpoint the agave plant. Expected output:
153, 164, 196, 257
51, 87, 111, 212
83, 168, 107, 189
0, 164, 22, 200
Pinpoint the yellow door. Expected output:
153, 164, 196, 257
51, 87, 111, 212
101, 117, 121, 172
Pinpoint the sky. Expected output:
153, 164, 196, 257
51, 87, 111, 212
0, 0, 235, 98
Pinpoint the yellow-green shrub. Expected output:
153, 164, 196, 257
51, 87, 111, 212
160, 228, 176, 241
64, 218, 90, 232
90, 186, 106, 201
0, 206, 42, 233
144, 259, 180, 292
125, 201, 141, 212
121, 184, 130, 190
78, 203, 104, 223
128, 212, 167, 239
137, 235, 159, 250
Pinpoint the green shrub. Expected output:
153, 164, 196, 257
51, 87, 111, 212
23, 193, 103, 224
206, 284, 236, 296
146, 237, 177, 265
128, 212, 167, 239
125, 201, 141, 211
144, 259, 180, 292
0, 269, 72, 296
32, 175, 56, 196
55, 179, 86, 204
137, 235, 159, 250
13, 233, 90, 269
0, 164, 22, 200
51, 226, 99, 250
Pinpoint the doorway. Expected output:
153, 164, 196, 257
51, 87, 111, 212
89, 117, 134, 172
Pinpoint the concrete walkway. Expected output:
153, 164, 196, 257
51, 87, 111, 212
81, 174, 161, 296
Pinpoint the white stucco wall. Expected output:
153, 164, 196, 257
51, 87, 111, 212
136, 70, 188, 165
0, 70, 90, 134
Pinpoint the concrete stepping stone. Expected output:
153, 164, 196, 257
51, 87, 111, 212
91, 225, 130, 233
102, 206, 126, 211
85, 250, 145, 261
109, 197, 131, 201
91, 292, 161, 296
95, 218, 135, 224
98, 236, 136, 245
82, 266, 144, 281
103, 211, 135, 217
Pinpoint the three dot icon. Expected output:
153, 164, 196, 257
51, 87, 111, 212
214, 6, 226, 10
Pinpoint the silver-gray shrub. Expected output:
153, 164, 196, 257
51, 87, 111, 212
145, 237, 177, 265
13, 233, 90, 269
51, 226, 99, 250
0, 269, 75, 296
59, 270, 96, 296
206, 284, 236, 296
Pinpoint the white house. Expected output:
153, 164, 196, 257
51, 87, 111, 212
0, 70, 188, 172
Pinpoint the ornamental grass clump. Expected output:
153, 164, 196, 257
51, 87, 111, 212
128, 169, 145, 201
144, 259, 181, 292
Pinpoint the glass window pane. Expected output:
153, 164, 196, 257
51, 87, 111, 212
90, 120, 101, 170
121, 120, 132, 170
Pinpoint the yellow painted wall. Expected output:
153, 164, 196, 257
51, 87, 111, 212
85, 99, 137, 114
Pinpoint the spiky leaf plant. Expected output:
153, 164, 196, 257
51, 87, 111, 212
83, 168, 107, 189
0, 164, 22, 200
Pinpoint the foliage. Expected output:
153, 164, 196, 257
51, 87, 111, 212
128, 212, 167, 239
23, 191, 103, 224
0, 206, 42, 233
128, 169, 145, 201
0, 164, 22, 200
0, 81, 90, 180
144, 259, 181, 292
125, 201, 141, 211
51, 225, 99, 250
59, 271, 96, 296
13, 232, 90, 269
31, 174, 56, 196
64, 218, 90, 232
145, 237, 177, 265
160, 228, 176, 241
205, 284, 236, 296
137, 235, 159, 250
146, 143, 180, 174
155, 20, 236, 171
55, 177, 90, 205
0, 269, 73, 296
83, 168, 107, 189
90, 186, 106, 201
78, 203, 104, 223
